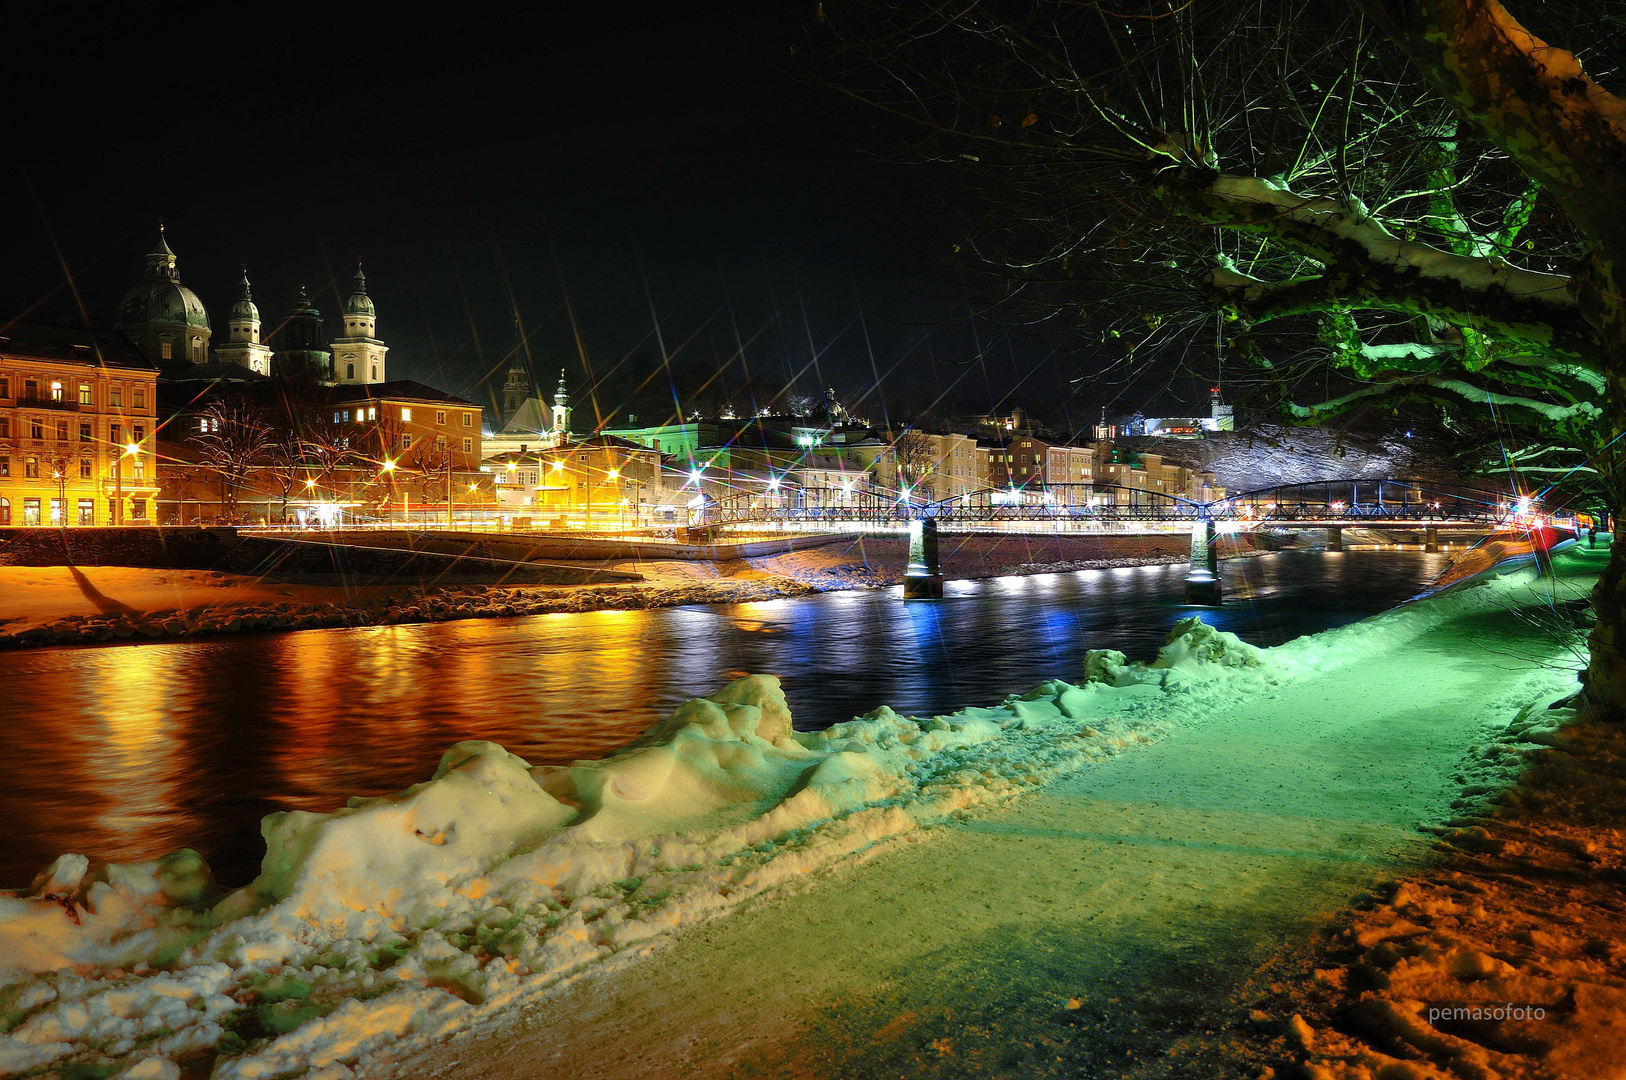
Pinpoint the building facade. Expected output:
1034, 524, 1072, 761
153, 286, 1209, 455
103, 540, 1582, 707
0, 323, 160, 525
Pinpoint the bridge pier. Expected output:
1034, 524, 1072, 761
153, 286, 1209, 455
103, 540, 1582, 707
903, 518, 945, 599
1326, 525, 1343, 552
1425, 525, 1439, 553
1184, 518, 1221, 606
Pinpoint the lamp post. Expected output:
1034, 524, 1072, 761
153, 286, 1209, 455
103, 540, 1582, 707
380, 459, 397, 525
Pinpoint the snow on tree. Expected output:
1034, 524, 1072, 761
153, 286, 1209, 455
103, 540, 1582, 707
808, 0, 1626, 709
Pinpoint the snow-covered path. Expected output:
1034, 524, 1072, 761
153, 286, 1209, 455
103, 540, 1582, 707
384, 560, 1589, 1079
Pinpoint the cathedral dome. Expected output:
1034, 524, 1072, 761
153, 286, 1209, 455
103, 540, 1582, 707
116, 225, 210, 332
117, 278, 210, 331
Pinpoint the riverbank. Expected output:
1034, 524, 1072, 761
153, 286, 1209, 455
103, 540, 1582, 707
0, 530, 1287, 649
0, 538, 1593, 1079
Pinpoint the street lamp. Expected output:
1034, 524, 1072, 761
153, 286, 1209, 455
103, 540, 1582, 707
114, 441, 141, 526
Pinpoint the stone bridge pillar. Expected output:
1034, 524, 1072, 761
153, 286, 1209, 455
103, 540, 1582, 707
1326, 525, 1343, 552
903, 517, 944, 599
1425, 525, 1439, 553
1184, 518, 1221, 605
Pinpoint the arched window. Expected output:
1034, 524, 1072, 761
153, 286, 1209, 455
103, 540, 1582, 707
346, 363, 355, 380
0, 497, 9, 525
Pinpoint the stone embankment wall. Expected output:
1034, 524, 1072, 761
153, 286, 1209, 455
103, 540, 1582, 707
0, 527, 639, 585
0, 577, 818, 649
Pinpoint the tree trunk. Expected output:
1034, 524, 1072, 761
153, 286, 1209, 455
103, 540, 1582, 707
1584, 274, 1626, 713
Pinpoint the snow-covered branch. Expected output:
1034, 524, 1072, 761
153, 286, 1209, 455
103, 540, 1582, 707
1181, 173, 1601, 360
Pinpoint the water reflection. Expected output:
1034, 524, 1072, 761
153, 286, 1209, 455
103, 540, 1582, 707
0, 550, 1446, 887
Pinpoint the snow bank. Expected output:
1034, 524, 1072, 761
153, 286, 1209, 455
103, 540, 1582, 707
0, 666, 1195, 1079
0, 559, 1590, 1079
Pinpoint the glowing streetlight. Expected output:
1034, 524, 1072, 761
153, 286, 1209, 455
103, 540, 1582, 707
607, 468, 619, 481
381, 459, 397, 473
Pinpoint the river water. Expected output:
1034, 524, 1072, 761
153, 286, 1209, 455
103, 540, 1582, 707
0, 549, 1447, 887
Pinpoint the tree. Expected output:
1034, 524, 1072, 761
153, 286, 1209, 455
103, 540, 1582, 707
194, 398, 273, 523
812, 1, 1626, 708
890, 429, 938, 489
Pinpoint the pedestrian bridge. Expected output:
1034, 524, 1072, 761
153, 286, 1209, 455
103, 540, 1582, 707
699, 478, 1569, 533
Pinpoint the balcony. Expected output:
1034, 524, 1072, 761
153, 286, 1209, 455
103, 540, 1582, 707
15, 396, 80, 413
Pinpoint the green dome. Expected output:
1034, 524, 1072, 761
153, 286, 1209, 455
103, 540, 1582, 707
344, 266, 374, 317
231, 267, 259, 322
117, 277, 210, 332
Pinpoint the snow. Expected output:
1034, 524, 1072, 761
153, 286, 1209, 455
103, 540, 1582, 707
0, 548, 1604, 1078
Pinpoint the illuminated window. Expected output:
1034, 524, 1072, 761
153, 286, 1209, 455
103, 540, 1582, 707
0, 457, 8, 477
160, 342, 172, 360
49, 380, 63, 401
131, 498, 147, 519
0, 498, 8, 524
400, 407, 412, 422
24, 498, 41, 524
78, 383, 92, 405
77, 499, 94, 525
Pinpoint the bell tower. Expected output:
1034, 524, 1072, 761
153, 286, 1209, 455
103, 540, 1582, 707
330, 263, 388, 384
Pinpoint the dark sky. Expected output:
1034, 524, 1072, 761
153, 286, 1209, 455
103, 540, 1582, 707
4, 4, 1102, 434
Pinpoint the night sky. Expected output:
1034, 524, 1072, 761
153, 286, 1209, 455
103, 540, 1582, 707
5, 5, 1104, 434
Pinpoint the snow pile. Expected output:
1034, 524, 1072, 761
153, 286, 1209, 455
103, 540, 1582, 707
1084, 614, 1268, 688
0, 670, 1201, 1079
1277, 702, 1626, 1080
0, 560, 1594, 1079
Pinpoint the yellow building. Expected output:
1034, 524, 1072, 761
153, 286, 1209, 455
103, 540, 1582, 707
0, 322, 160, 525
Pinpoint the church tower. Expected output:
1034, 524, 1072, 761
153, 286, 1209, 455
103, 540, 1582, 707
270, 285, 333, 380
116, 223, 211, 365
551, 369, 571, 437
501, 317, 532, 421
331, 264, 388, 384
212, 266, 272, 375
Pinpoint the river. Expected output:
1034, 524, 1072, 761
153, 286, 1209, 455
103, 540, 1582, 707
0, 548, 1447, 887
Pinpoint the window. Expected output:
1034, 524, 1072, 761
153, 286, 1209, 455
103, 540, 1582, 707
110, 423, 122, 445
23, 498, 40, 525
160, 342, 172, 360
107, 498, 118, 522
0, 498, 8, 525
400, 434, 412, 450
434, 435, 446, 450
55, 421, 68, 442
49, 499, 64, 526
49, 380, 63, 401
79, 458, 92, 479
0, 377, 8, 398
435, 411, 446, 425
110, 385, 121, 408
77, 499, 94, 525
400, 407, 412, 422
131, 498, 147, 520
462, 437, 472, 452
133, 425, 144, 442
0, 419, 7, 438
24, 379, 38, 399
371, 366, 378, 381
79, 422, 91, 443
24, 457, 38, 479
346, 363, 355, 380
367, 407, 376, 420
333, 411, 342, 424
134, 388, 145, 409
462, 413, 472, 427
78, 383, 92, 405
132, 459, 144, 480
